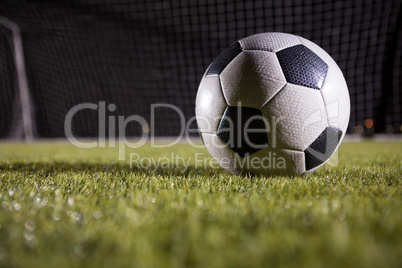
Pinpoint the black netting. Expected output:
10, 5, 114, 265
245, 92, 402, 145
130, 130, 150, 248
0, 0, 401, 138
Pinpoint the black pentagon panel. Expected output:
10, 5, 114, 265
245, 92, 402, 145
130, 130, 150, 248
206, 42, 242, 77
217, 106, 269, 157
304, 126, 342, 170
276, 44, 328, 90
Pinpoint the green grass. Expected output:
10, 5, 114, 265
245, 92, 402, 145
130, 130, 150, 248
0, 140, 401, 268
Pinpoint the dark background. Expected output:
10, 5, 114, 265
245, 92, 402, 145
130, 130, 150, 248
0, 0, 401, 138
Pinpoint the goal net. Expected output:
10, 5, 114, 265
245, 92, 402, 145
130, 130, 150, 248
0, 0, 401, 139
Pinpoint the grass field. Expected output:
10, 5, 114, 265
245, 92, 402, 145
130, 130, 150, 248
0, 140, 401, 268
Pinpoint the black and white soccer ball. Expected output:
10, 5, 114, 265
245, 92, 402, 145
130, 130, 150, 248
196, 32, 350, 176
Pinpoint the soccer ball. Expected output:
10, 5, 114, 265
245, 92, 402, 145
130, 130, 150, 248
196, 32, 350, 176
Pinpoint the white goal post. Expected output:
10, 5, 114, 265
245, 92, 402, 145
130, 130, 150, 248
0, 16, 34, 141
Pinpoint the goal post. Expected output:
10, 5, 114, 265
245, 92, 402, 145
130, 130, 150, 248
0, 16, 35, 141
